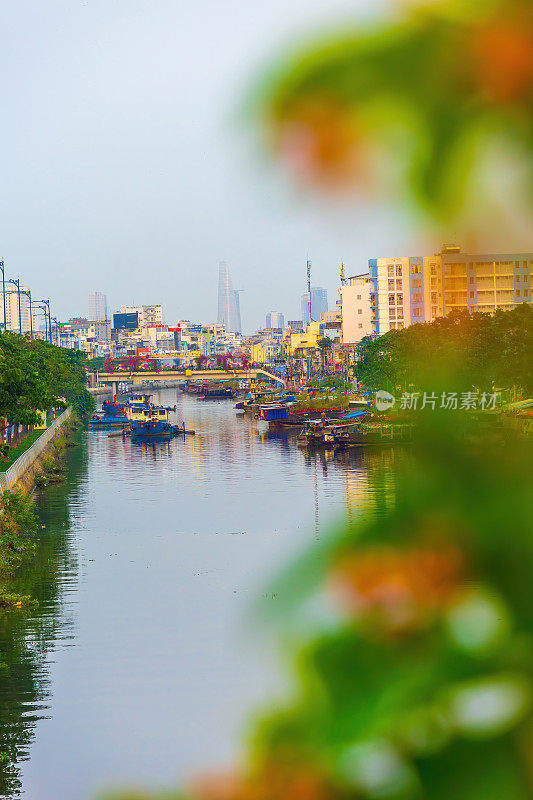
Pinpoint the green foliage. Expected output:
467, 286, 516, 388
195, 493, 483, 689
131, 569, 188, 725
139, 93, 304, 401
317, 337, 333, 352
0, 491, 38, 585
295, 390, 350, 410
310, 376, 352, 391
253, 0, 533, 227
0, 332, 95, 422
246, 415, 533, 799
355, 306, 533, 394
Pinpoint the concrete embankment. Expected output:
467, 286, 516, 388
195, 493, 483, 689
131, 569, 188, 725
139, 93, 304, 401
0, 408, 73, 492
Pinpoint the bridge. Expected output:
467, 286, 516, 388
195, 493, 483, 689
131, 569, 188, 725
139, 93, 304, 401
92, 368, 286, 395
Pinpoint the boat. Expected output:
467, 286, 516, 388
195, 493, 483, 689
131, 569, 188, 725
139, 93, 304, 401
298, 412, 412, 448
129, 407, 175, 438
198, 384, 236, 399
89, 412, 127, 429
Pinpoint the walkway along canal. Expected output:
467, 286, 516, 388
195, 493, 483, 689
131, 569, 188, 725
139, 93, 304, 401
0, 389, 395, 799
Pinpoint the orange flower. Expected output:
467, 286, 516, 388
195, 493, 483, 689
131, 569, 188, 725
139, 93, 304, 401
470, 19, 533, 104
331, 545, 464, 631
191, 763, 337, 800
271, 95, 369, 189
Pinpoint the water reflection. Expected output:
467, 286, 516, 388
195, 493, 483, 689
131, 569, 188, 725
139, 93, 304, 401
0, 433, 88, 796
0, 391, 395, 799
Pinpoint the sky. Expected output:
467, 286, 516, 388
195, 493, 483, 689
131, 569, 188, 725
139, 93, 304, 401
0, 0, 412, 333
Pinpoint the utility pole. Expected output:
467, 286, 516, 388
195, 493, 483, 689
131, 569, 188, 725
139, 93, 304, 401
340, 262, 347, 286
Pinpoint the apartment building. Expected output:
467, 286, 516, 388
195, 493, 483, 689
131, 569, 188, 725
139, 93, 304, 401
339, 275, 373, 344
368, 246, 533, 336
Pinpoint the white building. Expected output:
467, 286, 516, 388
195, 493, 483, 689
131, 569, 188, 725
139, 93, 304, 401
266, 312, 284, 329
119, 304, 164, 327
340, 275, 373, 344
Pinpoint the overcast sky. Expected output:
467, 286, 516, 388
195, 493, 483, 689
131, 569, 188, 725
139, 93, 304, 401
0, 0, 412, 333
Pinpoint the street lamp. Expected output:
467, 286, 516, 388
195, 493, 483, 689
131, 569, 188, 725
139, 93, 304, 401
5, 278, 22, 334
52, 316, 61, 346
18, 287, 32, 338
0, 260, 6, 331
32, 299, 51, 342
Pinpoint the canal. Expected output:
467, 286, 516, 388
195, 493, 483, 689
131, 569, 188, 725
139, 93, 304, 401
0, 390, 392, 799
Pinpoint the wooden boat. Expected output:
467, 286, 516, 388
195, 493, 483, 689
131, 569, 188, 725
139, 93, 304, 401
198, 384, 236, 399
298, 418, 413, 448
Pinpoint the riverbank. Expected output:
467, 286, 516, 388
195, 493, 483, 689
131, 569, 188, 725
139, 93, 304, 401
0, 408, 74, 492
0, 410, 83, 609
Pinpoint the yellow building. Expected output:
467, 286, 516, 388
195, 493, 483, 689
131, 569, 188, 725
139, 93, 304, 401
285, 321, 321, 355
368, 246, 533, 336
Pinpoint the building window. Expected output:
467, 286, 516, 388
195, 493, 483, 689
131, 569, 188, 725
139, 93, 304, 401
432, 306, 437, 316
358, 309, 362, 314
411, 264, 421, 274
413, 308, 422, 317
358, 323, 363, 328
397, 309, 404, 319
413, 293, 422, 303
357, 294, 361, 300
397, 322, 404, 329
389, 294, 395, 305
388, 279, 395, 291
396, 279, 403, 290
397, 294, 403, 305
431, 266, 437, 276
396, 266, 402, 276
470, 291, 475, 298
412, 279, 422, 288
516, 275, 521, 282
431, 292, 437, 303
388, 265, 394, 276
516, 290, 521, 297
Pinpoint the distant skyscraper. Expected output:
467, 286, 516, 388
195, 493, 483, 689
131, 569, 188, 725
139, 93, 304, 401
266, 312, 284, 329
301, 287, 328, 325
89, 291, 107, 321
217, 262, 242, 333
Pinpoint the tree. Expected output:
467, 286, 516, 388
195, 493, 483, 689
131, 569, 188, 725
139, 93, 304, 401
317, 337, 334, 373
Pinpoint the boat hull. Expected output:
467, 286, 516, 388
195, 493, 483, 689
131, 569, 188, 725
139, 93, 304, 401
130, 420, 174, 437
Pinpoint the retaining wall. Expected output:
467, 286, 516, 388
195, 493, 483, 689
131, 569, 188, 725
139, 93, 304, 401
0, 408, 73, 490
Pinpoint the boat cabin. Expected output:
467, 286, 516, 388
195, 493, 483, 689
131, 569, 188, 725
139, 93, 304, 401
126, 406, 170, 423
259, 404, 288, 421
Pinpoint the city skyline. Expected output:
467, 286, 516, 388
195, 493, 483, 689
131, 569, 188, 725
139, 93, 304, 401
0, 0, 408, 333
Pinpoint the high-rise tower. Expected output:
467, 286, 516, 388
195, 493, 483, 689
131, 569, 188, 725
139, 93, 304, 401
217, 262, 242, 333
89, 291, 107, 321
301, 287, 328, 325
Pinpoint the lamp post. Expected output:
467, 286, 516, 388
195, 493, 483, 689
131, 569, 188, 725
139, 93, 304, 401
18, 288, 32, 338
0, 259, 6, 331
33, 299, 51, 342
6, 278, 22, 334
52, 316, 61, 346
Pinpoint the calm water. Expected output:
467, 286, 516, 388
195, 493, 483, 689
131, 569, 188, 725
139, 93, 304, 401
0, 390, 394, 799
